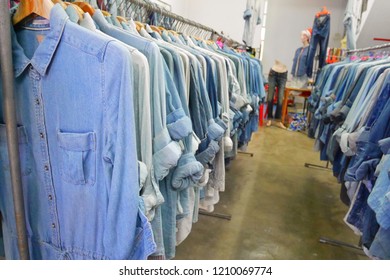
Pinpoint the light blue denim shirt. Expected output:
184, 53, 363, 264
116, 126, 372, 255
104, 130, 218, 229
0, 5, 155, 259
92, 10, 182, 182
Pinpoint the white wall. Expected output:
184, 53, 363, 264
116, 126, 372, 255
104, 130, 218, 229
154, 0, 188, 17
184, 0, 249, 42
357, 0, 375, 42
262, 0, 347, 78
357, 0, 390, 48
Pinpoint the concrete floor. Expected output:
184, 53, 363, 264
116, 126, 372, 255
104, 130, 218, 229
175, 125, 367, 260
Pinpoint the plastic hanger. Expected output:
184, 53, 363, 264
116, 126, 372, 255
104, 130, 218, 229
150, 25, 161, 34
64, 2, 84, 20
52, 0, 67, 10
73, 1, 96, 16
13, 0, 54, 25
116, 16, 127, 23
101, 10, 111, 17
316, 6, 330, 17
135, 21, 145, 32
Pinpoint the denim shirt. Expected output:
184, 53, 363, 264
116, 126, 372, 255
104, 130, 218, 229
368, 137, 390, 229
92, 10, 182, 182
291, 46, 309, 77
77, 13, 163, 222
0, 5, 155, 259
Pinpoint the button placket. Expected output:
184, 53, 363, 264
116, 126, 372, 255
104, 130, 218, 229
30, 65, 61, 244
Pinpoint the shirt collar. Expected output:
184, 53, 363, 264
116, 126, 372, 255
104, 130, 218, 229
12, 4, 68, 77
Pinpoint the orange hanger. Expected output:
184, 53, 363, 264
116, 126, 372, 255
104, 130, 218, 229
150, 25, 161, 34
63, 2, 84, 20
52, 0, 67, 9
135, 21, 145, 32
73, 1, 95, 16
116, 16, 127, 23
13, 0, 54, 25
168, 29, 179, 36
316, 6, 330, 17
101, 10, 111, 17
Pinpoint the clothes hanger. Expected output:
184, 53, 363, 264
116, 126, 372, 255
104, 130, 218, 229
73, 1, 96, 16
64, 2, 84, 20
13, 0, 54, 25
135, 21, 145, 32
52, 0, 67, 10
150, 25, 162, 34
101, 10, 111, 17
316, 6, 330, 17
116, 16, 127, 23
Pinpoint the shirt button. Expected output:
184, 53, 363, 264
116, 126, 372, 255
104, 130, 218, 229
51, 223, 56, 229
40, 132, 45, 139
48, 195, 53, 200
44, 165, 49, 171
35, 98, 40, 105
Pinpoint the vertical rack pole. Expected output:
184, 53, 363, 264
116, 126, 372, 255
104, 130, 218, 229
0, 1, 30, 260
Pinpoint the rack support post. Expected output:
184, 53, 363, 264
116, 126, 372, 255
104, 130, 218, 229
0, 2, 30, 260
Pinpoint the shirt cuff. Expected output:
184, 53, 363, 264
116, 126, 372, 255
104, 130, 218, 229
167, 108, 192, 141
207, 119, 225, 141
195, 139, 220, 165
153, 128, 182, 181
171, 153, 204, 191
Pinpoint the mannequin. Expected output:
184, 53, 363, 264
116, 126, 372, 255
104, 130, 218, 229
272, 60, 287, 73
291, 28, 311, 88
266, 60, 288, 128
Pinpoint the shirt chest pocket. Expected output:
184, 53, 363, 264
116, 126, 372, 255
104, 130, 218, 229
57, 131, 96, 186
0, 124, 32, 176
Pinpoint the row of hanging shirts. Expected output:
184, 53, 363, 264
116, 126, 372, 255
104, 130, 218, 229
0, 0, 265, 260
307, 48, 390, 260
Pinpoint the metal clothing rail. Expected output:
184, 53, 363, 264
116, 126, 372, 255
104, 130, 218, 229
110, 0, 243, 45
346, 42, 390, 54
0, 1, 30, 259
124, 0, 213, 31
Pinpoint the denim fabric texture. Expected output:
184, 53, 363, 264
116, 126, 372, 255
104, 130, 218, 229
93, 10, 182, 182
306, 14, 330, 77
0, 5, 155, 259
267, 69, 287, 119
368, 137, 390, 230
369, 227, 390, 259
292, 46, 309, 77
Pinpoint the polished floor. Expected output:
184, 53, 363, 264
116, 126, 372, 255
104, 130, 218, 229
175, 124, 367, 260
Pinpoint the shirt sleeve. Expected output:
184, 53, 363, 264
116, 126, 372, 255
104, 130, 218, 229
102, 41, 141, 259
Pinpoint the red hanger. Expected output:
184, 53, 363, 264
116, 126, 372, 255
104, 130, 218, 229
316, 6, 330, 17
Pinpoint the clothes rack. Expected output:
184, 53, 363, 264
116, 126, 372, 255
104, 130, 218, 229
108, 0, 243, 45
0, 0, 30, 259
305, 43, 390, 254
346, 42, 390, 54
110, 0, 247, 223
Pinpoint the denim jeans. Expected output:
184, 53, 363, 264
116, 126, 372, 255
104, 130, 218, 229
306, 14, 330, 77
267, 69, 287, 119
